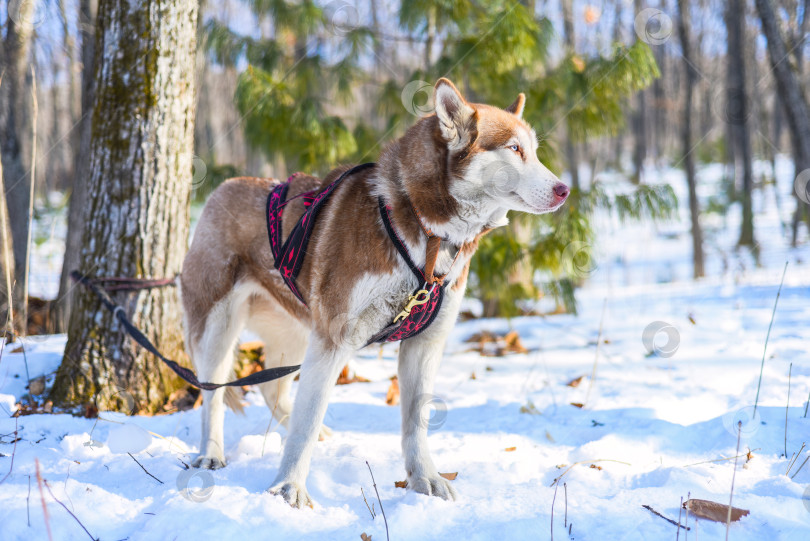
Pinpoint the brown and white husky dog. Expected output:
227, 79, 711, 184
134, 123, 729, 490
180, 78, 569, 507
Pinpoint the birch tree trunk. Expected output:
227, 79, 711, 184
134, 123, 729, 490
677, 0, 705, 278
51, 0, 198, 414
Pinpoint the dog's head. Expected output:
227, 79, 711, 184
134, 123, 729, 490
433, 78, 569, 216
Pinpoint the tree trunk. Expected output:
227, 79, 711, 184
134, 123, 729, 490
53, 0, 99, 332
756, 0, 810, 246
0, 0, 38, 330
50, 0, 198, 414
561, 0, 580, 189
677, 0, 705, 278
0, 149, 15, 328
632, 0, 647, 183
725, 0, 755, 246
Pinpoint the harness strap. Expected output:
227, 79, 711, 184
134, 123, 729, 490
274, 163, 376, 305
378, 198, 424, 282
71, 271, 300, 392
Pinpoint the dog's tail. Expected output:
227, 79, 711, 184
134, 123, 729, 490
223, 380, 245, 415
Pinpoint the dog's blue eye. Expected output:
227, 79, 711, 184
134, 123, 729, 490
509, 144, 520, 153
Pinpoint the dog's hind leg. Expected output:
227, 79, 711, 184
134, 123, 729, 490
269, 333, 348, 508
186, 282, 253, 470
245, 297, 331, 439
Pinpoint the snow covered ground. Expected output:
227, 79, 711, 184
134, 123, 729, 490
2, 159, 810, 540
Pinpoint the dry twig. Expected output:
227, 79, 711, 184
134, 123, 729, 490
753, 261, 787, 417
642, 504, 689, 531
35, 459, 53, 541
127, 452, 163, 484
365, 461, 389, 541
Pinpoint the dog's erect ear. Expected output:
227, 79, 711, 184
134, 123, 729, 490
505, 93, 526, 118
434, 78, 477, 150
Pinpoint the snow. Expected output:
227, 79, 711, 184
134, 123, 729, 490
2, 159, 810, 540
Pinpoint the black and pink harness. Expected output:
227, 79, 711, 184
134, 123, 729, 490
265, 163, 446, 344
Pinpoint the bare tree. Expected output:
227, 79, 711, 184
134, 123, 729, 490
632, 0, 647, 183
0, 145, 14, 327
677, 0, 705, 278
725, 0, 756, 246
53, 0, 99, 331
51, 0, 199, 413
0, 0, 39, 330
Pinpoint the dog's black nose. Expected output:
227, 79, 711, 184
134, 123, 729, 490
553, 183, 570, 200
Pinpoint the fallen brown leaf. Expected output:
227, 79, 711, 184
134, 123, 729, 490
360, 533, 372, 541
470, 372, 477, 380
385, 376, 400, 406
503, 330, 528, 354
566, 375, 585, 388
570, 402, 584, 409
589, 464, 602, 470
504, 446, 517, 452
685, 498, 749, 523
336, 364, 371, 385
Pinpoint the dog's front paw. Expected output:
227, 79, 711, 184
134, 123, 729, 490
192, 455, 226, 470
269, 480, 313, 508
408, 473, 458, 501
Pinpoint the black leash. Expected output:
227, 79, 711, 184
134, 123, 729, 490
70, 271, 300, 391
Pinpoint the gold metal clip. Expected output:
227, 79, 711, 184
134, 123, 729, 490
393, 289, 431, 323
